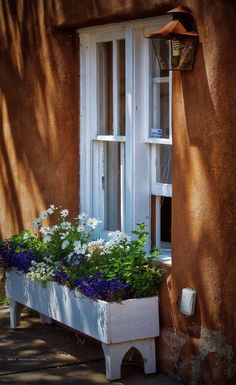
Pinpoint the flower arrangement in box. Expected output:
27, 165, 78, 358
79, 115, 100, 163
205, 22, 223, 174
1, 205, 164, 380
0, 205, 163, 302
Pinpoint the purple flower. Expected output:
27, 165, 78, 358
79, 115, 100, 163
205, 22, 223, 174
0, 241, 40, 273
51, 270, 70, 285
74, 273, 129, 301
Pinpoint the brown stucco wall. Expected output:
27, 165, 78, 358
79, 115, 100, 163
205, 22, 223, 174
161, 1, 236, 384
1, 0, 236, 384
0, 0, 79, 237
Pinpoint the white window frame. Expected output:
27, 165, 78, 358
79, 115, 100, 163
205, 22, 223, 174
139, 22, 172, 254
78, 15, 171, 246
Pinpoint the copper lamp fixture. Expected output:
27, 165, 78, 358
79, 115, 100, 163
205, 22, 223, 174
145, 6, 198, 71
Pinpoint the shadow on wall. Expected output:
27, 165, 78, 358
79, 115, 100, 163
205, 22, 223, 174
0, 0, 79, 238
158, 32, 236, 383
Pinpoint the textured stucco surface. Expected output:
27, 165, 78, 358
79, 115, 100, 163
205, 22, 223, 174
0, 0, 79, 237
1, 0, 236, 384
166, 0, 236, 383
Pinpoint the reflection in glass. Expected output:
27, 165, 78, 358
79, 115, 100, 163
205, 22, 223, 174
150, 42, 169, 138
117, 39, 125, 135
104, 142, 121, 231
156, 144, 172, 184
97, 41, 113, 135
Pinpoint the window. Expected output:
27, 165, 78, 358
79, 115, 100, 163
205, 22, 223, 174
79, 16, 172, 256
145, 37, 172, 255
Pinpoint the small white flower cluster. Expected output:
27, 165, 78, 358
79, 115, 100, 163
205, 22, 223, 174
75, 214, 102, 229
32, 205, 56, 229
86, 217, 102, 229
39, 225, 59, 243
30, 204, 120, 260
22, 231, 31, 240
104, 231, 131, 251
26, 261, 54, 284
73, 240, 87, 255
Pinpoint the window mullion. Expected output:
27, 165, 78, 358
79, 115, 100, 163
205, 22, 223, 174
125, 25, 135, 234
120, 142, 125, 232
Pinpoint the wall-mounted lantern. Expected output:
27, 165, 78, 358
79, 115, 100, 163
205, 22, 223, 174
145, 6, 198, 71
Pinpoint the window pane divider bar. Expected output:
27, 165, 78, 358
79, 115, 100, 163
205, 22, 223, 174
152, 76, 169, 83
93, 135, 126, 142
151, 183, 172, 197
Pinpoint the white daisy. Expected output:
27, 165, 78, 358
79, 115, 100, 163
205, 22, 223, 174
77, 225, 85, 232
43, 235, 51, 243
39, 210, 48, 220
62, 240, 70, 249
32, 218, 41, 228
86, 217, 102, 229
60, 209, 69, 217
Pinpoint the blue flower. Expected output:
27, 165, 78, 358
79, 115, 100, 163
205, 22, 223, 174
74, 273, 129, 301
0, 241, 40, 273
51, 270, 70, 285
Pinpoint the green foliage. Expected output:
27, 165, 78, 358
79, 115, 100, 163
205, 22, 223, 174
89, 223, 164, 298
10, 230, 46, 255
2, 202, 164, 301
0, 296, 10, 307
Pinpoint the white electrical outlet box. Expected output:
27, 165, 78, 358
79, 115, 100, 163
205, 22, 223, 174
180, 288, 197, 316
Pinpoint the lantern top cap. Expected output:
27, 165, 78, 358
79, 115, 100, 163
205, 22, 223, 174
144, 20, 198, 39
167, 5, 192, 14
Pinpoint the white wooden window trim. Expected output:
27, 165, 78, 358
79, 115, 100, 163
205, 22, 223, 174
142, 24, 172, 253
79, 16, 171, 245
145, 138, 172, 145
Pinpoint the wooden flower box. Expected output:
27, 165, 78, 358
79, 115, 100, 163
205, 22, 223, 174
6, 271, 159, 380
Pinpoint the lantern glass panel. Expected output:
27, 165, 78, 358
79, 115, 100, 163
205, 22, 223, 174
152, 39, 171, 71
170, 37, 197, 70
152, 36, 197, 71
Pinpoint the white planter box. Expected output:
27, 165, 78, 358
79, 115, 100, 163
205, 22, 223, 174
6, 271, 159, 380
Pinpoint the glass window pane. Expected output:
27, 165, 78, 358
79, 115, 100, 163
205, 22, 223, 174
117, 39, 125, 136
150, 42, 170, 139
156, 144, 172, 184
104, 142, 121, 231
152, 81, 169, 138
97, 41, 113, 135
160, 196, 172, 247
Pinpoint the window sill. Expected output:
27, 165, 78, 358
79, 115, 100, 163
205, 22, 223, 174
148, 249, 172, 266
144, 138, 172, 145
157, 249, 172, 266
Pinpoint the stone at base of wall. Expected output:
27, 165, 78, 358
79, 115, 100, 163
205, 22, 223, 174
158, 328, 236, 385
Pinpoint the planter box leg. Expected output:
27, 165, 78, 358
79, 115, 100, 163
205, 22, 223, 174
102, 338, 156, 380
40, 314, 53, 324
102, 342, 124, 380
133, 338, 156, 374
10, 299, 25, 329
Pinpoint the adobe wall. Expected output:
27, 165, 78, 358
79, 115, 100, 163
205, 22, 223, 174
0, 0, 79, 238
164, 1, 236, 383
1, 0, 236, 384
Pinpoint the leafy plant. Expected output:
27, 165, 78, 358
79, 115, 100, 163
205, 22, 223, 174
0, 206, 164, 302
92, 224, 163, 298
0, 296, 10, 307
